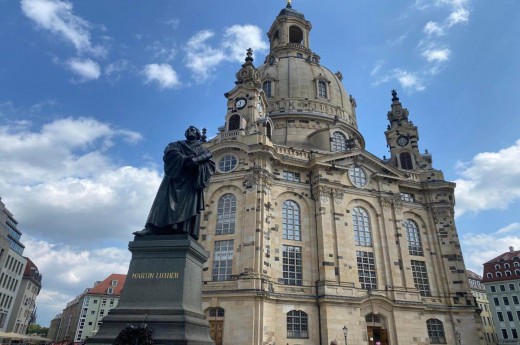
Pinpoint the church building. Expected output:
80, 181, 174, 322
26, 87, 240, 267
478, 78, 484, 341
200, 3, 481, 345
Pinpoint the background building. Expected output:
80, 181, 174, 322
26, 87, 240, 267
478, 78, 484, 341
482, 247, 520, 344
200, 4, 481, 345
6, 257, 42, 334
468, 270, 498, 344
0, 197, 27, 331
51, 273, 125, 344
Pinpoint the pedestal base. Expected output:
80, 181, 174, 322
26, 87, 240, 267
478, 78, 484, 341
87, 235, 214, 345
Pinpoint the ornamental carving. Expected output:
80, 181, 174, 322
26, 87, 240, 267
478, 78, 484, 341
381, 197, 392, 213
380, 195, 403, 214
433, 207, 451, 223
332, 188, 344, 205
312, 185, 330, 202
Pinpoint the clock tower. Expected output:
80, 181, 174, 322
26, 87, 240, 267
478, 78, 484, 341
222, 48, 270, 138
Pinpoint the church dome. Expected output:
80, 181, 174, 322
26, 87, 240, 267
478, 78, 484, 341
255, 4, 363, 150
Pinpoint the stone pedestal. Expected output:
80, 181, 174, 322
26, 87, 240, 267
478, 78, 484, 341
87, 234, 214, 345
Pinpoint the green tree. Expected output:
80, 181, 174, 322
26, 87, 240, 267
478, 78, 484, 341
26, 323, 49, 336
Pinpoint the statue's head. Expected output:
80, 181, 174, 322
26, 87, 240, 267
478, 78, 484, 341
185, 126, 201, 141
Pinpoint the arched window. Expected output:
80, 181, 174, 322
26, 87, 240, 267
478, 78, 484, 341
506, 271, 512, 276
318, 80, 327, 98
400, 152, 413, 170
426, 319, 446, 344
208, 307, 225, 317
486, 273, 493, 278
515, 269, 520, 275
263, 81, 272, 98
365, 313, 381, 323
216, 194, 236, 235
265, 122, 272, 139
496, 272, 502, 278
331, 131, 347, 152
495, 264, 501, 270
514, 262, 520, 267
283, 200, 301, 241
228, 114, 240, 131
287, 310, 308, 338
289, 26, 303, 44
404, 219, 423, 256
505, 263, 511, 269
352, 207, 372, 246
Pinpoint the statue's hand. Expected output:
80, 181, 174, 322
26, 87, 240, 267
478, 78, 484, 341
191, 152, 213, 164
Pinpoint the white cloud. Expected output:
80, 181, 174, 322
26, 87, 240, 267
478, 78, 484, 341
222, 25, 269, 63
422, 48, 451, 62
67, 58, 101, 80
184, 30, 226, 82
424, 21, 444, 36
454, 139, 520, 216
0, 117, 161, 245
23, 236, 130, 322
184, 25, 268, 82
143, 63, 181, 89
460, 228, 520, 275
497, 223, 520, 235
21, 0, 105, 56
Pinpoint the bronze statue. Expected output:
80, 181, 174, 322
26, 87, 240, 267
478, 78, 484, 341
134, 126, 215, 239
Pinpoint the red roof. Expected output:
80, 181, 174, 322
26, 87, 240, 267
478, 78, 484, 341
484, 248, 520, 264
87, 273, 126, 296
482, 248, 520, 283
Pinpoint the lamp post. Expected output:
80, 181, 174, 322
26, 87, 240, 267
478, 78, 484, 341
342, 325, 348, 345
455, 330, 461, 345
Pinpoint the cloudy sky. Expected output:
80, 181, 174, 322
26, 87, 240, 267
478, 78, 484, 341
1, 0, 519, 327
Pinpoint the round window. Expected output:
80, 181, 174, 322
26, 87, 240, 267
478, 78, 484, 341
218, 154, 238, 172
349, 165, 367, 188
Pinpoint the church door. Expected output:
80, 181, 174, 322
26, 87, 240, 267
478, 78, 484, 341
209, 320, 224, 345
367, 326, 389, 345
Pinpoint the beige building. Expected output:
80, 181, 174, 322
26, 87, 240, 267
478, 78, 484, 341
200, 3, 481, 345
467, 270, 498, 344
50, 273, 125, 344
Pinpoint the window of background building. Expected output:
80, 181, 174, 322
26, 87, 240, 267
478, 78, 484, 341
498, 312, 504, 322
494, 297, 500, 306
513, 329, 518, 339
502, 329, 509, 339
283, 245, 302, 286
507, 311, 514, 321
513, 295, 519, 305
212, 240, 234, 281
491, 286, 496, 292
503, 297, 510, 305
356, 251, 377, 290
287, 310, 308, 339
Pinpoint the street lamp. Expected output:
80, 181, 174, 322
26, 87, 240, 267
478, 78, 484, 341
455, 330, 461, 345
342, 325, 348, 345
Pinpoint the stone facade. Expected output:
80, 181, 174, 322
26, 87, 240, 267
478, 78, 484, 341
467, 270, 498, 344
200, 4, 481, 345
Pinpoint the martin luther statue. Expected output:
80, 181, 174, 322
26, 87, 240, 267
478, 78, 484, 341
134, 126, 215, 239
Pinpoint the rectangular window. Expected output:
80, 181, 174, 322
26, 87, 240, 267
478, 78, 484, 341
503, 297, 510, 305
494, 297, 500, 306
507, 311, 513, 321
513, 329, 518, 339
282, 171, 301, 182
283, 245, 302, 286
513, 295, 519, 305
411, 260, 431, 296
491, 285, 496, 292
498, 312, 504, 322
500, 285, 506, 292
510, 283, 515, 290
212, 240, 234, 281
502, 329, 509, 339
356, 251, 377, 290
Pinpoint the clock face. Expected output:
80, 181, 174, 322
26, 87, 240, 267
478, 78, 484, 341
235, 98, 247, 110
397, 136, 409, 146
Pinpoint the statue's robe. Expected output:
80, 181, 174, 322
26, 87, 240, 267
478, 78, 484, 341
145, 139, 215, 239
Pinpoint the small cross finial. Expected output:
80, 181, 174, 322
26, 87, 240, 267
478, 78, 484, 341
245, 48, 253, 62
286, 0, 292, 8
391, 89, 399, 102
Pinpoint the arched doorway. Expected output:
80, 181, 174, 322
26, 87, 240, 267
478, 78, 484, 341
365, 313, 389, 345
206, 307, 225, 345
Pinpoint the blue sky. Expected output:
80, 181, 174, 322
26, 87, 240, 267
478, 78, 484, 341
1, 0, 519, 327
